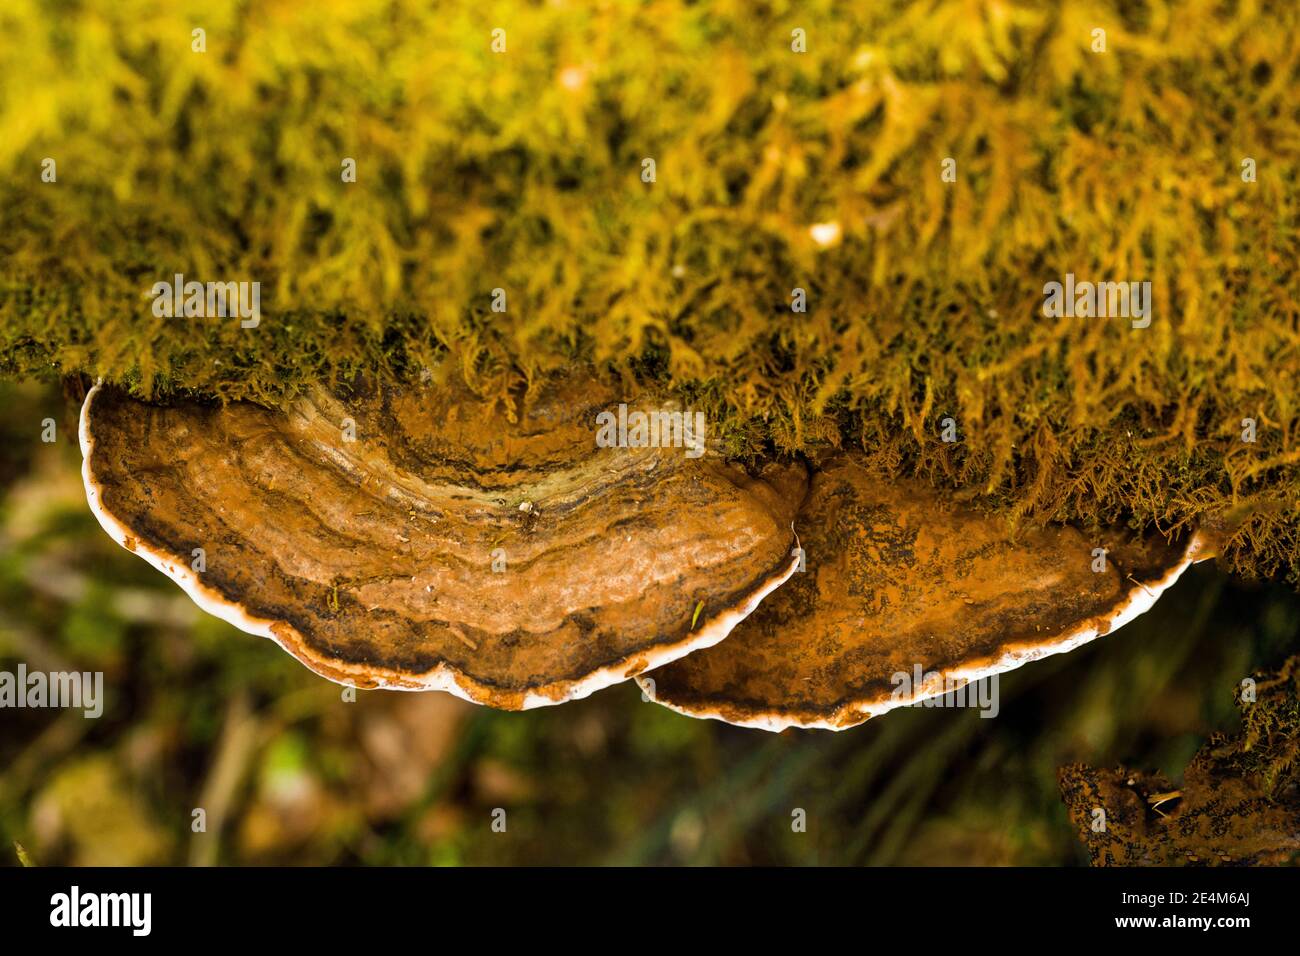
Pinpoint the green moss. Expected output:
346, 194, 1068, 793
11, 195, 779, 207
1235, 657, 1300, 797
1060, 655, 1300, 865
1, 0, 1298, 580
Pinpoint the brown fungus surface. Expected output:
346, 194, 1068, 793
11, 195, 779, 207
79, 376, 807, 708
639, 453, 1207, 731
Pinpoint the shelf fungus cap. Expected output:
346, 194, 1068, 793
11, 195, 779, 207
639, 453, 1209, 731
79, 376, 807, 709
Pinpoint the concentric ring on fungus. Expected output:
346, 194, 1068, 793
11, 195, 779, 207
79, 374, 807, 709
638, 452, 1210, 731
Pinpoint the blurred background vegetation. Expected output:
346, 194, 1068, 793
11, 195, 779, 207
0, 378, 1296, 865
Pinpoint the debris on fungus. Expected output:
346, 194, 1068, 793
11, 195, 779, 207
1059, 656, 1300, 866
638, 452, 1208, 731
79, 373, 806, 709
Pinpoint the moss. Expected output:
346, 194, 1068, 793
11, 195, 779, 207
1, 0, 1299, 580
1059, 655, 1300, 866
1234, 656, 1300, 796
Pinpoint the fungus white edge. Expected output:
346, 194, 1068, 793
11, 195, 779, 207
636, 528, 1211, 732
79, 383, 800, 710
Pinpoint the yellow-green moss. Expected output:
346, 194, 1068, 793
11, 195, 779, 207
1, 1, 1298, 580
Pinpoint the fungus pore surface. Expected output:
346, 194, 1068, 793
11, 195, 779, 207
80, 375, 807, 708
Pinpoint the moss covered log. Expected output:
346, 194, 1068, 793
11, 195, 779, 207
1, 0, 1298, 581
1059, 655, 1300, 866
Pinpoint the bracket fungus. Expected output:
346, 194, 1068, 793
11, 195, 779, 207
79, 375, 806, 708
639, 453, 1209, 731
